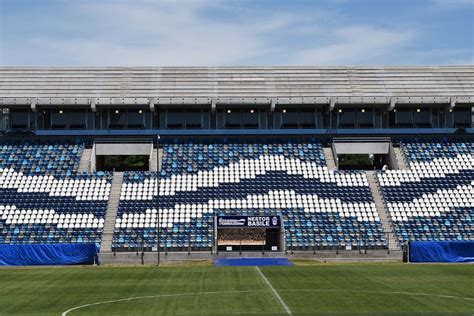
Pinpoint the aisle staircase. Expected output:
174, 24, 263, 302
100, 172, 124, 252
393, 146, 409, 170
149, 147, 163, 172
366, 171, 400, 251
78, 148, 92, 172
323, 146, 337, 170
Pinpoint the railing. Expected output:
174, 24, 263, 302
35, 127, 473, 137
113, 223, 399, 256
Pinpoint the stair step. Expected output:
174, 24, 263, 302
323, 147, 337, 170
100, 172, 124, 252
150, 147, 163, 172
365, 171, 400, 251
393, 146, 409, 170
78, 148, 92, 172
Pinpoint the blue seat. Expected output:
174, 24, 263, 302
112, 139, 386, 251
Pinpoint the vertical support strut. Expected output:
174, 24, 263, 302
156, 135, 161, 266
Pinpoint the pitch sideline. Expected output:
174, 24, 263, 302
255, 266, 293, 315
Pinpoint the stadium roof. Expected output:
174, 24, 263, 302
0, 66, 473, 106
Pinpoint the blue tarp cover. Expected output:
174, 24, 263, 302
214, 258, 293, 266
0, 243, 99, 266
410, 241, 474, 263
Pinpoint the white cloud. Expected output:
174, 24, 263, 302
291, 26, 416, 65
0, 0, 471, 66
2, 0, 298, 66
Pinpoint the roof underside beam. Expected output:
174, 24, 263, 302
0, 96, 472, 107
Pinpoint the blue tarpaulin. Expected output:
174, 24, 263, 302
409, 241, 474, 263
0, 243, 99, 266
214, 258, 293, 266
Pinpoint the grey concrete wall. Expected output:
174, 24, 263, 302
95, 143, 152, 155
334, 142, 389, 155
387, 142, 399, 169
98, 250, 402, 265
91, 143, 96, 171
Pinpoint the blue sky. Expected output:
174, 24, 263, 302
0, 0, 473, 66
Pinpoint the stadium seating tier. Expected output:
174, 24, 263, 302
0, 142, 112, 245
113, 141, 387, 251
379, 141, 473, 244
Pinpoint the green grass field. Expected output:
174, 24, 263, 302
0, 262, 473, 315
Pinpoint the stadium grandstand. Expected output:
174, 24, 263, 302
0, 66, 473, 265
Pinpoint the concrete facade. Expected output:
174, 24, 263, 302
0, 66, 473, 108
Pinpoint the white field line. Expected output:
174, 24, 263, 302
60, 286, 474, 315
255, 266, 292, 315
281, 289, 474, 301
61, 290, 264, 316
